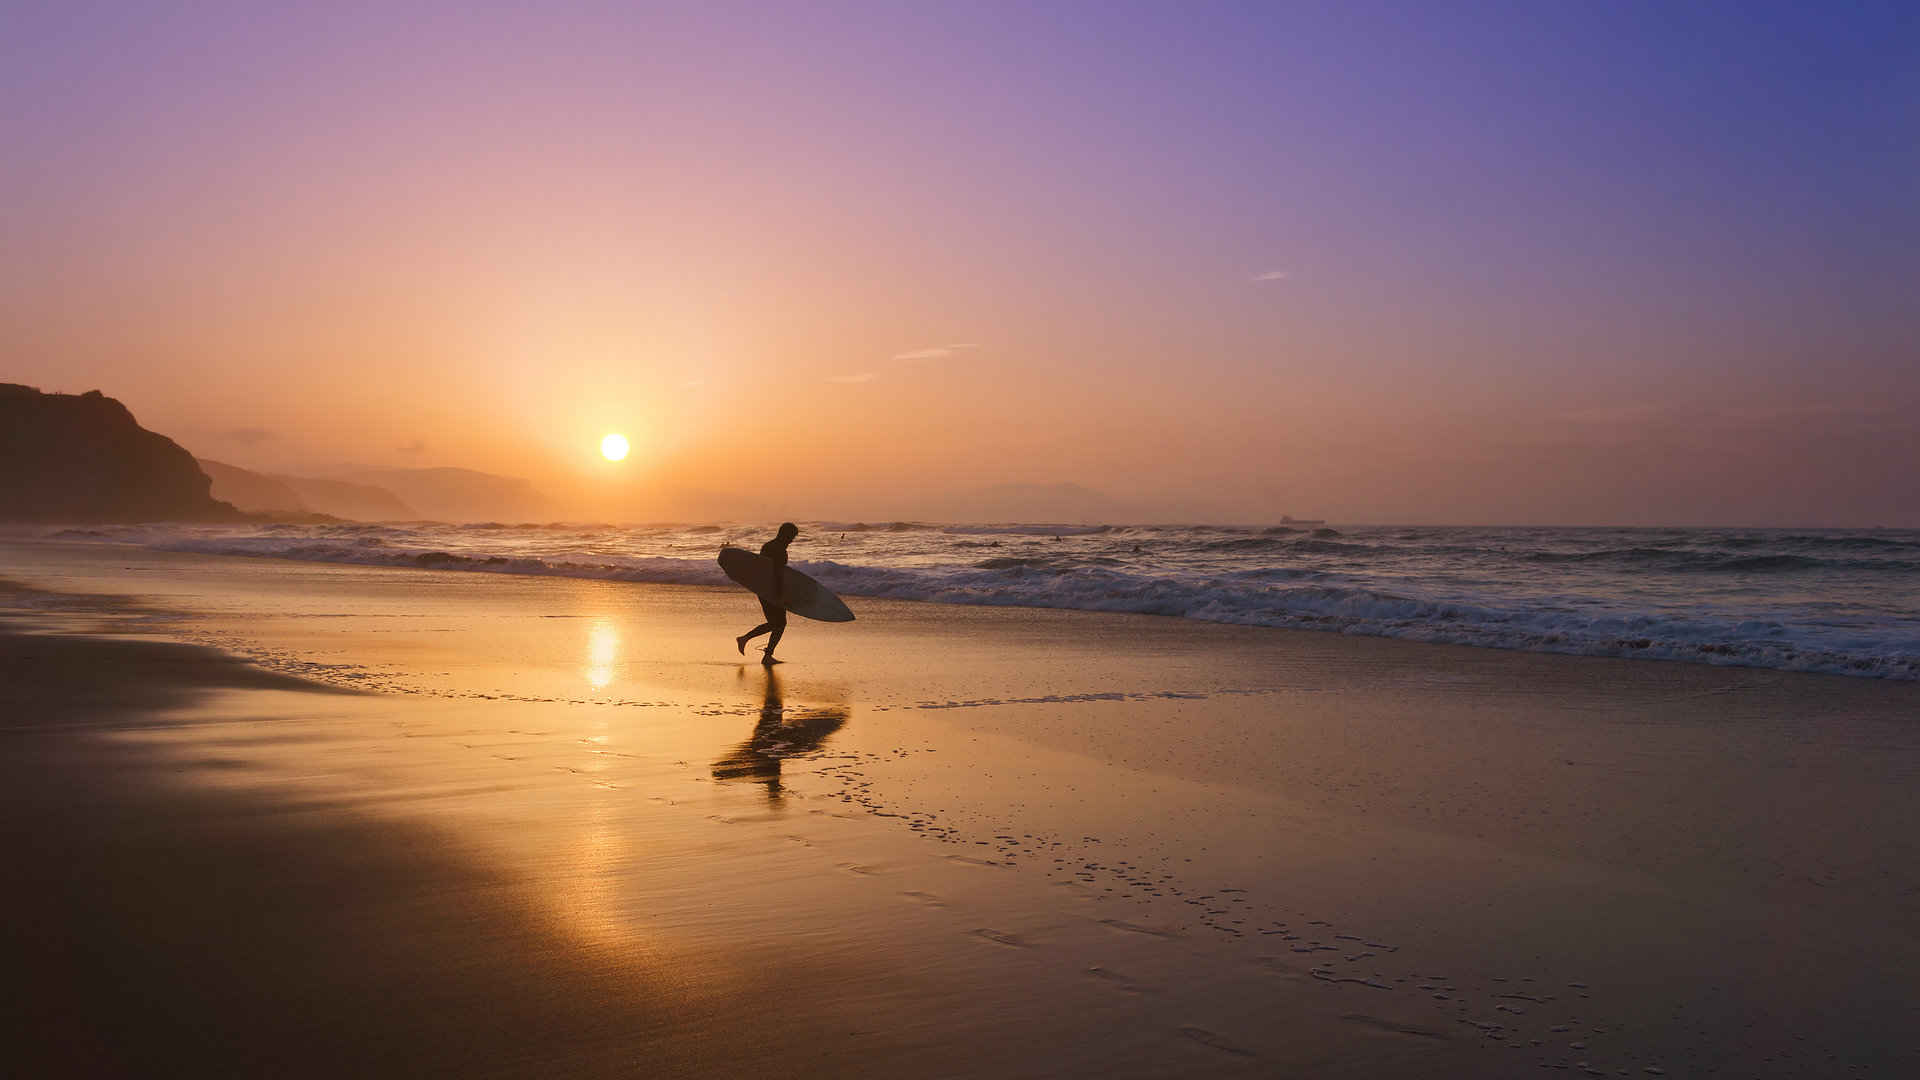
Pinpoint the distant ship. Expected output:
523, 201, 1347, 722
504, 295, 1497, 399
1278, 515, 1326, 526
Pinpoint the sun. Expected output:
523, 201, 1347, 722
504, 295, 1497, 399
600, 433, 630, 461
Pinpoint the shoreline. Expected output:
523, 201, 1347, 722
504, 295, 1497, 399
17, 526, 1919, 683
4, 541, 1918, 1076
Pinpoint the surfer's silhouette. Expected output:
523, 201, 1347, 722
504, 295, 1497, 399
736, 522, 798, 665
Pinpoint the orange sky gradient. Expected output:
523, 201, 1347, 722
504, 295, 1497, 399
5, 3, 1915, 526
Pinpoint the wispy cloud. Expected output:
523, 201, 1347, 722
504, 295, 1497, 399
1251, 270, 1291, 282
892, 343, 982, 362
833, 343, 981, 384
224, 426, 275, 445
396, 439, 427, 455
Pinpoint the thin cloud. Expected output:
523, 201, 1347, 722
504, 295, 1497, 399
225, 426, 275, 445
839, 343, 980, 383
892, 343, 982, 362
1251, 270, 1291, 282
396, 439, 427, 455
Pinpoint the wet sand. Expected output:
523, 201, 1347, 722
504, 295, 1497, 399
3, 539, 1918, 1077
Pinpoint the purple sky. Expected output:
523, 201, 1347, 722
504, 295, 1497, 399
5, 1, 1916, 524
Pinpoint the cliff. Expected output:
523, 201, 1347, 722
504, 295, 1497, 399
200, 459, 416, 520
0, 384, 240, 522
199, 459, 309, 514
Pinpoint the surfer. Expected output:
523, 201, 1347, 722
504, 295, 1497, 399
736, 522, 799, 664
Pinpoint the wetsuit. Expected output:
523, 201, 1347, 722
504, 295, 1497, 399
755, 533, 791, 646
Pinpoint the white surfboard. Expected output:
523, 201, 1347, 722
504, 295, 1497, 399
718, 547, 855, 622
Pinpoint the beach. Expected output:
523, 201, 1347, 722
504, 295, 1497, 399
4, 539, 1917, 1077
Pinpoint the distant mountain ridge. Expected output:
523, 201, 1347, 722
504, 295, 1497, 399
200, 460, 553, 523
199, 460, 416, 520
317, 466, 556, 523
1, 384, 240, 522
288, 475, 417, 521
197, 460, 307, 514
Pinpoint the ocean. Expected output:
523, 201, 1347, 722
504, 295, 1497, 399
39, 521, 1920, 681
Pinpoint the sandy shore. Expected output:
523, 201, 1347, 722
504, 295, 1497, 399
4, 539, 1918, 1077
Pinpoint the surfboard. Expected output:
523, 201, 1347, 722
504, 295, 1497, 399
718, 546, 856, 623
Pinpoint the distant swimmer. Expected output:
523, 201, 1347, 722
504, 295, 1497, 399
735, 522, 799, 665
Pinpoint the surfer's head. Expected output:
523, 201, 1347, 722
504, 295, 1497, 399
777, 522, 799, 540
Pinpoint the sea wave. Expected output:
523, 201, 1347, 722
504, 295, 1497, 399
24, 519, 1918, 682
938, 523, 1115, 536
62, 526, 1911, 682
1523, 547, 1914, 573
823, 564, 1915, 678
1723, 534, 1920, 553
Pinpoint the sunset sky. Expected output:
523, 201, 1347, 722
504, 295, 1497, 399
5, 1, 1916, 525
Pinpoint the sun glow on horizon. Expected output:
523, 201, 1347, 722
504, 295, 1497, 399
600, 433, 630, 461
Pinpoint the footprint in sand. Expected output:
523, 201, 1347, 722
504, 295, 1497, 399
970, 928, 1029, 948
1340, 1014, 1451, 1041
1178, 1026, 1254, 1058
900, 890, 945, 907
1097, 917, 1180, 939
1310, 969, 1393, 990
1085, 966, 1152, 994
1252, 955, 1323, 984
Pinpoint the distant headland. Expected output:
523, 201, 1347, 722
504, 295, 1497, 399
0, 384, 241, 523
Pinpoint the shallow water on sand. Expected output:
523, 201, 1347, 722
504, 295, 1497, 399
6, 543, 1920, 1076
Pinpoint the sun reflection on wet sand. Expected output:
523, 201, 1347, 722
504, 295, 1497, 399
584, 617, 619, 688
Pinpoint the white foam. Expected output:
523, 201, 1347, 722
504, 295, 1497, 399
36, 522, 1920, 681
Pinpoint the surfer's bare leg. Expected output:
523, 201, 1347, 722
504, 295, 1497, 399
756, 599, 787, 661
756, 598, 787, 663
738, 624, 771, 654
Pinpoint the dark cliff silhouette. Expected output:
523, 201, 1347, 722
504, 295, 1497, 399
0, 384, 241, 522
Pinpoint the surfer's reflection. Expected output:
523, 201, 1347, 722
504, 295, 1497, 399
710, 669, 847, 805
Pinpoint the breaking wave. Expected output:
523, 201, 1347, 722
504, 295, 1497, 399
29, 521, 1920, 681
